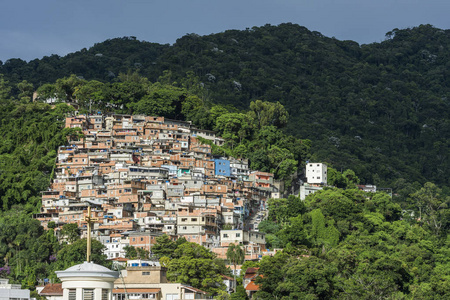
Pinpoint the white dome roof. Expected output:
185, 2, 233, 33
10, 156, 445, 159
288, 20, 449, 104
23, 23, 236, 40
56, 261, 119, 279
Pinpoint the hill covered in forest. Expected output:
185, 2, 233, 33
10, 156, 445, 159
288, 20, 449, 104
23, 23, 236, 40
1, 23, 450, 299
1, 23, 450, 192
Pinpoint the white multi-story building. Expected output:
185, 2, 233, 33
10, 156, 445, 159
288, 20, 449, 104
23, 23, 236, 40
305, 163, 327, 185
230, 159, 250, 180
104, 236, 129, 259
0, 278, 31, 300
220, 230, 266, 247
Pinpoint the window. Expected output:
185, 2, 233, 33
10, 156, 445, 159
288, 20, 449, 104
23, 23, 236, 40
181, 218, 187, 222
223, 234, 229, 238
140, 237, 144, 241
191, 218, 197, 222
102, 290, 109, 300
69, 289, 76, 300
236, 233, 241, 238
142, 272, 150, 275
182, 226, 187, 230
83, 289, 94, 300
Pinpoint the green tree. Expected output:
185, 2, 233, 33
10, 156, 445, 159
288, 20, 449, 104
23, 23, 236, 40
16, 81, 34, 103
254, 252, 290, 299
410, 182, 449, 236
73, 80, 108, 112
181, 95, 209, 127
267, 196, 305, 225
124, 245, 148, 259
52, 238, 110, 276
277, 215, 310, 248
54, 75, 86, 102
166, 242, 224, 294
215, 113, 253, 149
0, 74, 12, 103
226, 244, 244, 292
128, 83, 185, 118
35, 83, 57, 102
60, 223, 80, 243
230, 285, 248, 300
267, 145, 297, 183
342, 169, 360, 188
247, 100, 289, 129
172, 242, 215, 259
151, 234, 177, 258
62, 127, 84, 142
124, 245, 137, 258
308, 209, 340, 251
366, 192, 402, 222
327, 167, 347, 188
260, 256, 337, 299
306, 189, 361, 222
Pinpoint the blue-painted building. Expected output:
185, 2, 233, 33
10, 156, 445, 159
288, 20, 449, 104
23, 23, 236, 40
177, 168, 191, 177
214, 158, 231, 176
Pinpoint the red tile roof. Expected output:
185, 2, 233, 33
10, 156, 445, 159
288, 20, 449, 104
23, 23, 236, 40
244, 267, 259, 279
40, 283, 63, 296
222, 274, 234, 281
182, 285, 208, 294
245, 267, 259, 274
245, 280, 260, 291
109, 257, 128, 262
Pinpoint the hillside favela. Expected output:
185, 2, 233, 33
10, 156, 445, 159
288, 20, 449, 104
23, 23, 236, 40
1, 23, 450, 300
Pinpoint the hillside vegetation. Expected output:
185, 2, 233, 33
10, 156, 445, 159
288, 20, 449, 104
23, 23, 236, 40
1, 24, 449, 191
0, 23, 450, 298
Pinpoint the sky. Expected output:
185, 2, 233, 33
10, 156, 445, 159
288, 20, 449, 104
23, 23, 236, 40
1, 0, 449, 62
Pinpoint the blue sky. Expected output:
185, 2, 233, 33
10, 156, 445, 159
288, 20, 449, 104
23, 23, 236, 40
1, 0, 449, 62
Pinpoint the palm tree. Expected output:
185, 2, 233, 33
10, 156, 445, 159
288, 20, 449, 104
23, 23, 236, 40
226, 243, 245, 292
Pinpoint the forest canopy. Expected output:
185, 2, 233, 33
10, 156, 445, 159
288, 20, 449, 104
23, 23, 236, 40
0, 23, 450, 298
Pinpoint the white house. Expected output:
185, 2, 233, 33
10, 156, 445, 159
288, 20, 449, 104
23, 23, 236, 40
0, 278, 31, 300
305, 163, 327, 185
299, 184, 324, 200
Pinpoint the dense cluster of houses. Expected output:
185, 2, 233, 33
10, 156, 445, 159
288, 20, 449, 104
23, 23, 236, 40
35, 114, 280, 261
